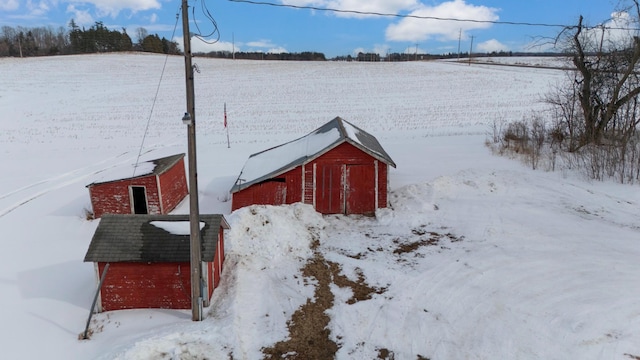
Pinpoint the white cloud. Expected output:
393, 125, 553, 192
385, 0, 499, 42
82, 0, 161, 18
476, 39, 508, 53
67, 4, 94, 26
246, 40, 276, 48
175, 36, 236, 54
372, 44, 390, 55
585, 11, 637, 50
282, 0, 419, 18
0, 0, 19, 11
149, 12, 158, 24
267, 47, 288, 54
26, 0, 50, 16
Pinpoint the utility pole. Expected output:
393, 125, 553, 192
415, 43, 419, 61
181, 0, 203, 322
457, 29, 461, 61
468, 35, 475, 66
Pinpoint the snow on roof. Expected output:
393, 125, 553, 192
89, 161, 156, 185
231, 117, 395, 193
235, 126, 341, 189
150, 220, 206, 235
87, 153, 185, 186
84, 214, 229, 263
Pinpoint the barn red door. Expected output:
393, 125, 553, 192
255, 180, 287, 205
317, 164, 344, 214
346, 164, 376, 215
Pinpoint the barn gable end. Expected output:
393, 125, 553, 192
87, 154, 188, 218
231, 117, 395, 215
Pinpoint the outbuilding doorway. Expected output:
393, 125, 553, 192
345, 164, 376, 215
130, 186, 148, 214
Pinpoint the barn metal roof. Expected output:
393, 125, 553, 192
230, 117, 396, 193
83, 214, 229, 263
86, 153, 185, 187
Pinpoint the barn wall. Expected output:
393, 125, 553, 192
308, 143, 381, 215
231, 167, 302, 211
158, 158, 188, 213
98, 262, 191, 311
89, 176, 160, 218
212, 233, 225, 289
97, 259, 220, 311
378, 163, 389, 208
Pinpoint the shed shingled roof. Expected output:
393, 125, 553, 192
86, 153, 185, 187
230, 117, 396, 193
83, 214, 229, 263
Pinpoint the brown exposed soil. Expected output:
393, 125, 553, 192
262, 229, 461, 359
393, 230, 463, 255
262, 241, 338, 359
377, 348, 394, 359
262, 239, 386, 359
329, 263, 386, 304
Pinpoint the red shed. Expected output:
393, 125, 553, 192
231, 117, 396, 215
86, 154, 188, 219
83, 214, 229, 312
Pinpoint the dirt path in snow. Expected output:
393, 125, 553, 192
262, 239, 386, 359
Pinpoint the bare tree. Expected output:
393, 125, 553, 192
560, 2, 640, 150
135, 27, 148, 46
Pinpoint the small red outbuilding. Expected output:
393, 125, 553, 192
86, 154, 188, 219
83, 214, 229, 312
231, 117, 396, 215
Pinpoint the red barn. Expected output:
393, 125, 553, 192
83, 214, 229, 312
86, 154, 188, 219
231, 117, 396, 215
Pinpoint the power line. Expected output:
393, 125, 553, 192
192, 0, 221, 44
227, 0, 640, 31
132, 6, 182, 176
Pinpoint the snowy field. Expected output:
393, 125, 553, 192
0, 53, 638, 359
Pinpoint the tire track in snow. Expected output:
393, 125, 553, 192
0, 150, 153, 218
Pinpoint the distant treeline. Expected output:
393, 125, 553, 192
0, 22, 179, 57
199, 50, 559, 62
197, 51, 327, 61
341, 51, 568, 62
1, 23, 567, 61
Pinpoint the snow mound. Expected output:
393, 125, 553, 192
227, 203, 326, 266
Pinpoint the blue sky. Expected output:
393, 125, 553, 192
0, 0, 628, 57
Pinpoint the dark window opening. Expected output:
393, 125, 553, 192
131, 186, 148, 214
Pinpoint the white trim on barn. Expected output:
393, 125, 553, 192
374, 159, 379, 209
312, 163, 317, 208
156, 174, 164, 214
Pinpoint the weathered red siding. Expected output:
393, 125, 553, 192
308, 143, 380, 215
98, 262, 192, 311
378, 163, 389, 209
212, 234, 224, 289
315, 163, 344, 214
232, 167, 302, 210
89, 176, 160, 219
98, 261, 219, 311
345, 164, 376, 215
158, 157, 188, 213
89, 160, 188, 219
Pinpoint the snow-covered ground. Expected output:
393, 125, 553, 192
0, 53, 638, 359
